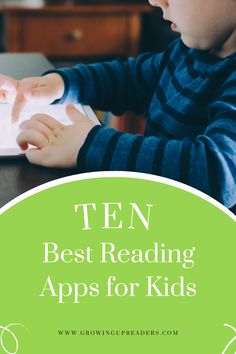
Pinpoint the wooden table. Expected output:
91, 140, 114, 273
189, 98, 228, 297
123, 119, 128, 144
0, 156, 76, 207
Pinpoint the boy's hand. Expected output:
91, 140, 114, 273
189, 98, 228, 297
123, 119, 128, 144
16, 104, 97, 168
0, 73, 65, 122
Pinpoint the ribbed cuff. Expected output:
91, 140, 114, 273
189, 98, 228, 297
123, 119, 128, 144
42, 69, 70, 104
43, 66, 83, 104
76, 125, 103, 172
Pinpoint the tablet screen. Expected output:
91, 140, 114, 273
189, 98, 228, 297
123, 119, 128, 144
0, 103, 99, 157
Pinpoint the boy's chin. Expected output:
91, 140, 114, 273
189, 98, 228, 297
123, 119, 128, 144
181, 35, 208, 51
181, 37, 225, 56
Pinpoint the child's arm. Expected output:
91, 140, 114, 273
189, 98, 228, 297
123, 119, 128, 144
75, 109, 235, 209
0, 51, 165, 121
45, 52, 165, 115
0, 73, 65, 121
17, 95, 236, 209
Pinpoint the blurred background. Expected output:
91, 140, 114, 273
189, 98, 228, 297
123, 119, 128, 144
0, 0, 179, 64
0, 0, 179, 131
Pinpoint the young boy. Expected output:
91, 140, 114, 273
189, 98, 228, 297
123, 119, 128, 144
0, 0, 235, 210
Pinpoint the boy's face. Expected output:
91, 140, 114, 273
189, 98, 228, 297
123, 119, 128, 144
149, 0, 236, 57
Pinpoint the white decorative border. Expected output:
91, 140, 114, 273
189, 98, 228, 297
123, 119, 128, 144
0, 172, 235, 221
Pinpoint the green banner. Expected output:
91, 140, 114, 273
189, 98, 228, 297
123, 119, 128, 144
0, 173, 235, 354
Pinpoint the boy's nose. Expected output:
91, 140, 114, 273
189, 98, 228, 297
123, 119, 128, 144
148, 0, 169, 8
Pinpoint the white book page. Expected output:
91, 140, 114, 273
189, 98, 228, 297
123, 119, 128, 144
0, 103, 99, 157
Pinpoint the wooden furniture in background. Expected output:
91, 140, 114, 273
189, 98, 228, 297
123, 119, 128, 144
0, 2, 154, 137
0, 3, 152, 59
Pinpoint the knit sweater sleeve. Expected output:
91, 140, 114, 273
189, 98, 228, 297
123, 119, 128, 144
49, 52, 165, 115
76, 90, 236, 209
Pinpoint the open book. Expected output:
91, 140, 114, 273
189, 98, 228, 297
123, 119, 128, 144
0, 103, 99, 157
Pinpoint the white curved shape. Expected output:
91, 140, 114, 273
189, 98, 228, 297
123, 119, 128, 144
224, 324, 236, 334
222, 337, 236, 354
222, 324, 236, 354
0, 323, 26, 354
0, 172, 235, 221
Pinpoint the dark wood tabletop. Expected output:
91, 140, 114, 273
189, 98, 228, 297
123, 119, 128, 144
0, 155, 76, 207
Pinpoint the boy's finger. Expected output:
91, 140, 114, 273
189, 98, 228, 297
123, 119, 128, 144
29, 85, 53, 101
17, 129, 49, 150
12, 91, 27, 123
30, 113, 64, 131
12, 80, 42, 122
65, 103, 87, 124
19, 118, 52, 138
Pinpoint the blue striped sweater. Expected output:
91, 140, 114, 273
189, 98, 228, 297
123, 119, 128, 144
54, 39, 236, 209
